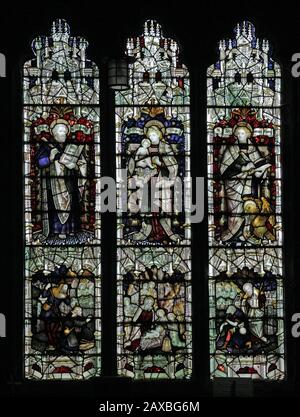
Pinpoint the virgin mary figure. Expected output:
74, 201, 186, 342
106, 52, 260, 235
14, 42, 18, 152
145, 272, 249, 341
127, 119, 181, 243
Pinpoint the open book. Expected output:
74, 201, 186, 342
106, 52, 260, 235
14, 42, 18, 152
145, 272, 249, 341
60, 144, 84, 169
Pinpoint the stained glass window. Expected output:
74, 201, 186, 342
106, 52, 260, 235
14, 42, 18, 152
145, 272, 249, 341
207, 21, 285, 379
23, 19, 101, 380
115, 20, 192, 379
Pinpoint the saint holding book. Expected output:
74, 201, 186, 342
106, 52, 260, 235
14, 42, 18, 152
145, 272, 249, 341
34, 109, 91, 244
219, 121, 273, 244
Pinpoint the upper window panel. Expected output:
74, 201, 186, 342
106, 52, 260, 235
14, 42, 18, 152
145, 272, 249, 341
115, 20, 190, 107
23, 20, 99, 105
207, 21, 280, 108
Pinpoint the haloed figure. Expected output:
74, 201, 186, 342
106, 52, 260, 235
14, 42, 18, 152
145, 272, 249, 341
128, 121, 180, 243
240, 282, 267, 342
36, 118, 88, 244
220, 122, 271, 244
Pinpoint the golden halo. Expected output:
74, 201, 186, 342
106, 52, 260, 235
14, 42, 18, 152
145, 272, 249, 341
144, 119, 165, 135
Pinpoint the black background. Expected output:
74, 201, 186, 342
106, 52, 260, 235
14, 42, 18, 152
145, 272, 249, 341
0, 0, 300, 404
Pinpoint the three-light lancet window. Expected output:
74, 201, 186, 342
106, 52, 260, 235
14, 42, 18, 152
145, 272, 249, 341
23, 19, 285, 381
